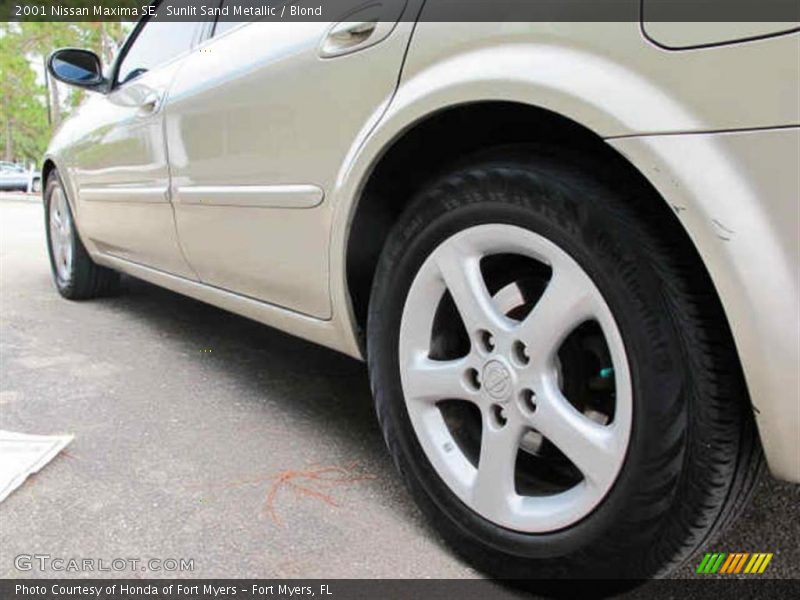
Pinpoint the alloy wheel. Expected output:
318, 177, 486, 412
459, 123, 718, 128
49, 186, 74, 283
399, 224, 632, 532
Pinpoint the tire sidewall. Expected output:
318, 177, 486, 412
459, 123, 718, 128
45, 175, 70, 291
368, 161, 688, 570
44, 172, 84, 296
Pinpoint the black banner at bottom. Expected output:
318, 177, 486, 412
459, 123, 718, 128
2, 579, 799, 600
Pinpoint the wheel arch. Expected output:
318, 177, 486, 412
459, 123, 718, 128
41, 158, 57, 197
341, 100, 721, 343
41, 156, 77, 214
336, 96, 799, 480
41, 155, 97, 257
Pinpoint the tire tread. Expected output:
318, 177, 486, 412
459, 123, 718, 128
367, 150, 763, 580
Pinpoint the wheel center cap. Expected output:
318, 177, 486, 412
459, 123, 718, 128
482, 359, 513, 401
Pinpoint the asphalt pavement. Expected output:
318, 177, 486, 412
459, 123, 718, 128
1, 195, 797, 584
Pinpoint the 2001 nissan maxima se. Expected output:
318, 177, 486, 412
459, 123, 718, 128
42, 1, 799, 581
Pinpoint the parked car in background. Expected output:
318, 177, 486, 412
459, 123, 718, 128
39, 0, 799, 583
0, 162, 41, 192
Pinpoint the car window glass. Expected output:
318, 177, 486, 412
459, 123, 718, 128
213, 18, 246, 38
117, 2, 197, 85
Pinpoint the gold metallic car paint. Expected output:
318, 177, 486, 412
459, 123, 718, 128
163, 20, 415, 318
390, 22, 799, 136
175, 184, 325, 208
326, 23, 800, 481
60, 54, 198, 279
643, 21, 800, 49
609, 128, 800, 482
44, 21, 799, 480
97, 251, 349, 354
327, 23, 799, 341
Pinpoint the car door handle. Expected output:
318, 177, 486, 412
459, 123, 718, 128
320, 1, 407, 58
138, 92, 162, 114
329, 20, 378, 45
321, 19, 384, 57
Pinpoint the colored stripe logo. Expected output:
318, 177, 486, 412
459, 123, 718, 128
696, 552, 773, 574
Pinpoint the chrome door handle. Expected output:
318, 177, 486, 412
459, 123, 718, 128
138, 92, 162, 114
320, 1, 407, 58
329, 20, 378, 44
321, 20, 380, 57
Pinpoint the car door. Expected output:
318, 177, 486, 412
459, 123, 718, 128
67, 4, 201, 278
164, 1, 415, 318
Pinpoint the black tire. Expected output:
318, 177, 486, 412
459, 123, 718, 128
44, 170, 120, 300
366, 151, 763, 580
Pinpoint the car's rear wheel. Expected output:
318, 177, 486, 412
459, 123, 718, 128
367, 151, 763, 580
45, 171, 120, 300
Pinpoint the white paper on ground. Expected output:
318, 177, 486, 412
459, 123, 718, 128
0, 430, 73, 503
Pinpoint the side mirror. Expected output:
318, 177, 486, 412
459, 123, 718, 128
48, 48, 107, 92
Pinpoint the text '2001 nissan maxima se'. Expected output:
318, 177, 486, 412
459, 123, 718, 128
41, 0, 799, 583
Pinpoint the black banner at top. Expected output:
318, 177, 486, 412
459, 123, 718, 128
2, 0, 800, 23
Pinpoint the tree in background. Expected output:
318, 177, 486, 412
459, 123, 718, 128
0, 22, 129, 164
0, 29, 49, 162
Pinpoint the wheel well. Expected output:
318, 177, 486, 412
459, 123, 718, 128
346, 101, 723, 346
41, 159, 56, 191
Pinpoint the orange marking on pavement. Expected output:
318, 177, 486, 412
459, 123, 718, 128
263, 463, 376, 525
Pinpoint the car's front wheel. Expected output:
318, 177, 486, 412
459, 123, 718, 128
45, 171, 120, 300
367, 151, 763, 580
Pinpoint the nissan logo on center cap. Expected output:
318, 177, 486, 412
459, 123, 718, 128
482, 360, 512, 401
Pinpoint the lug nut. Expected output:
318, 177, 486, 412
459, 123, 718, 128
492, 404, 507, 427
519, 388, 537, 414
512, 340, 530, 365
478, 330, 495, 353
465, 368, 481, 391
